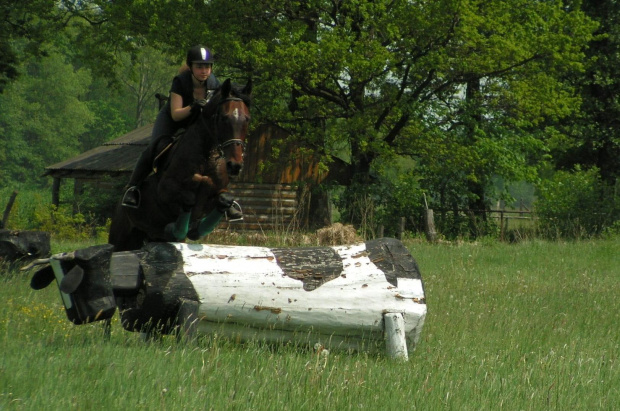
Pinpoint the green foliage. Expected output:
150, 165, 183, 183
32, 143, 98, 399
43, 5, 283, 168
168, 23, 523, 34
0, 50, 94, 186
334, 166, 424, 238
74, 178, 126, 226
553, 0, 620, 185
32, 205, 92, 240
535, 166, 619, 238
0, 186, 108, 241
0, 0, 66, 92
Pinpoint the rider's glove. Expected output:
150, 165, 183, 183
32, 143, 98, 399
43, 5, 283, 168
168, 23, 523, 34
190, 99, 208, 114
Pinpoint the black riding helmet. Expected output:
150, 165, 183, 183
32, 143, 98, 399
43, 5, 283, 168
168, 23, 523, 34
186, 45, 214, 67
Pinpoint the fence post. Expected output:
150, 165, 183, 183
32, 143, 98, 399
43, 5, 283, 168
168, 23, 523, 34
423, 193, 437, 243
397, 217, 405, 240
1, 190, 18, 229
500, 210, 505, 241
425, 209, 437, 242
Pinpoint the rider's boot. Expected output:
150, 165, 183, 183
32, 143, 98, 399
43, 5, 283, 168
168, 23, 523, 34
122, 186, 141, 208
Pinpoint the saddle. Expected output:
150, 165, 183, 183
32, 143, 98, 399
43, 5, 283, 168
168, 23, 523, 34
152, 128, 186, 174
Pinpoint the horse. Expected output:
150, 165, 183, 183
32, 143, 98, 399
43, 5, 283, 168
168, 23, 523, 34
108, 78, 252, 252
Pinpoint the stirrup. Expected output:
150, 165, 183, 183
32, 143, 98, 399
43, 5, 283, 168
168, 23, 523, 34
226, 201, 243, 222
122, 187, 141, 209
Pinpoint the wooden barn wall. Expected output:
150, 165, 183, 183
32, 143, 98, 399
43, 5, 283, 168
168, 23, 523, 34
239, 125, 325, 185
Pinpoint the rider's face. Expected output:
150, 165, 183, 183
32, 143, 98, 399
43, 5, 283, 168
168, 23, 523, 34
191, 63, 212, 81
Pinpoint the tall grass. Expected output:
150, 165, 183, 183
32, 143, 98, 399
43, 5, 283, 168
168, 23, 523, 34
1, 238, 618, 410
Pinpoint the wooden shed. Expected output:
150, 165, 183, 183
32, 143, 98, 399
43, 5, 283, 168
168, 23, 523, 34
45, 123, 336, 231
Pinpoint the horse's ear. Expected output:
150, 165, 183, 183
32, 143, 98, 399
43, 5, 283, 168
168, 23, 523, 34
242, 79, 252, 96
221, 79, 232, 98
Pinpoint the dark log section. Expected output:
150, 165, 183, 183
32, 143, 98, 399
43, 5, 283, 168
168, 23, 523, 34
0, 230, 51, 263
115, 243, 199, 334
365, 237, 423, 285
271, 246, 343, 291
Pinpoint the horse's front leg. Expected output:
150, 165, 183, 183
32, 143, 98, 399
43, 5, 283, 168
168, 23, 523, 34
164, 211, 192, 242
186, 193, 235, 241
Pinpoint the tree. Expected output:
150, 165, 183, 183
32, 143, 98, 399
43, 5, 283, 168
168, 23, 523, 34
0, 50, 94, 186
554, 0, 620, 185
0, 0, 69, 92
208, 0, 595, 226
59, 0, 596, 230
114, 46, 179, 128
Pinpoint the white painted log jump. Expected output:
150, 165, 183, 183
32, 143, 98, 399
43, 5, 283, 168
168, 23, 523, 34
27, 238, 427, 360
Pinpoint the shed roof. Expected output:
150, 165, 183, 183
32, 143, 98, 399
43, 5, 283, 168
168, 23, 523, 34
44, 124, 152, 179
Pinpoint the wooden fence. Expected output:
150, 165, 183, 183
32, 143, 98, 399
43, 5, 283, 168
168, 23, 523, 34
387, 208, 536, 242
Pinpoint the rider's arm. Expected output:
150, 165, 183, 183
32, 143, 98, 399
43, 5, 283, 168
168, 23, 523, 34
170, 92, 192, 122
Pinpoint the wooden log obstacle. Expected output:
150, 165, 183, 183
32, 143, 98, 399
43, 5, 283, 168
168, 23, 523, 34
0, 229, 50, 264
26, 237, 427, 360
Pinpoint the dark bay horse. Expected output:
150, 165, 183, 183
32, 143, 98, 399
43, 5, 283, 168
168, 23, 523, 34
108, 79, 252, 251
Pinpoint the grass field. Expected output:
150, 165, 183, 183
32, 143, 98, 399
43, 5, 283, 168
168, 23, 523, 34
1, 238, 618, 410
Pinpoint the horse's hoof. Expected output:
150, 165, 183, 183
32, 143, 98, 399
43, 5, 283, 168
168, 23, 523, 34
226, 201, 243, 222
164, 223, 180, 241
187, 228, 200, 241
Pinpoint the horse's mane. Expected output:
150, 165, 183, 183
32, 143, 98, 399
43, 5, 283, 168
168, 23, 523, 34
184, 79, 251, 130
206, 81, 252, 111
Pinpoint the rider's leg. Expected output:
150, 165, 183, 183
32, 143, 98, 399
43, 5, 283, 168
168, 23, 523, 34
123, 106, 177, 208
122, 148, 153, 208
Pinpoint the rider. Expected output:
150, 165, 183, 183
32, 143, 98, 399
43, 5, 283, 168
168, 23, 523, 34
122, 45, 242, 221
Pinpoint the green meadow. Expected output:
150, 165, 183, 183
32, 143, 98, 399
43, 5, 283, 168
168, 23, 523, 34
1, 238, 618, 410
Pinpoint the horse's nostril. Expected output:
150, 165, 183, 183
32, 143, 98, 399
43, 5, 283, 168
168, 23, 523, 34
227, 162, 242, 176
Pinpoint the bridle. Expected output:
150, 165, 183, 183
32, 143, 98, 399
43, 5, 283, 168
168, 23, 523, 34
204, 96, 249, 159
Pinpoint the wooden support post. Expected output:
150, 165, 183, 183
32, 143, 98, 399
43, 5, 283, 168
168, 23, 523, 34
384, 312, 408, 361
73, 179, 83, 215
52, 178, 61, 207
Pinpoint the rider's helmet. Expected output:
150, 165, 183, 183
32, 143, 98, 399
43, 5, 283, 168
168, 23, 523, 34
186, 45, 214, 67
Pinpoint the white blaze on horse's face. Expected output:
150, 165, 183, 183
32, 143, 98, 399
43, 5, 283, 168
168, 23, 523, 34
232, 108, 239, 121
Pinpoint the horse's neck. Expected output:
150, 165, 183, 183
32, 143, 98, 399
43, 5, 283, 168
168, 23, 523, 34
162, 125, 216, 174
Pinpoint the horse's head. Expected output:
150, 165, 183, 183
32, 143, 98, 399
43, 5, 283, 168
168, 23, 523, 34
207, 79, 252, 177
